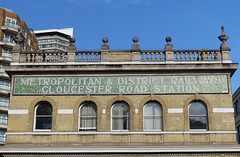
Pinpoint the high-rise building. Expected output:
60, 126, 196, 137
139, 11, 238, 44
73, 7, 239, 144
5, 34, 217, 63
233, 87, 240, 143
34, 28, 73, 52
0, 7, 38, 144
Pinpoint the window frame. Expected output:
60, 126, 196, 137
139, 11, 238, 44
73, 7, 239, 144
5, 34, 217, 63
33, 102, 52, 132
78, 101, 97, 131
111, 101, 130, 131
143, 101, 163, 131
188, 101, 208, 131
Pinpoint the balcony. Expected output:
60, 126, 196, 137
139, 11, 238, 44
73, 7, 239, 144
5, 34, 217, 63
0, 41, 15, 49
0, 56, 11, 64
0, 72, 10, 80
0, 124, 7, 130
1, 22, 18, 35
0, 106, 8, 113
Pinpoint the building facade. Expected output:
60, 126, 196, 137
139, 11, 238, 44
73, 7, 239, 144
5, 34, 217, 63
1, 27, 239, 156
34, 28, 73, 52
233, 87, 240, 143
0, 7, 38, 144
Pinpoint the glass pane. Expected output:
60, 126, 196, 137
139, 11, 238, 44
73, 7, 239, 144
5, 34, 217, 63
189, 101, 207, 115
236, 101, 239, 114
80, 103, 97, 116
189, 117, 207, 129
36, 117, 52, 129
112, 102, 129, 116
112, 117, 129, 130
36, 102, 52, 115
80, 117, 96, 128
144, 101, 162, 115
144, 116, 162, 130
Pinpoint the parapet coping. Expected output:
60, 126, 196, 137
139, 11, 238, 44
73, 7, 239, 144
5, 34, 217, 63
6, 131, 236, 135
10, 60, 226, 66
0, 145, 240, 153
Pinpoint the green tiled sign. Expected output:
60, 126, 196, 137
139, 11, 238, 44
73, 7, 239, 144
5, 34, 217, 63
13, 75, 228, 95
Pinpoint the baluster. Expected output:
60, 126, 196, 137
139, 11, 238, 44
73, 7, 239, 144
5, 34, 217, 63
211, 52, 214, 60
86, 53, 90, 61
59, 53, 62, 62
142, 52, 146, 61
91, 52, 94, 61
147, 52, 150, 61
32, 54, 36, 62
82, 53, 86, 61
180, 52, 184, 60
176, 52, 179, 61
189, 52, 192, 60
96, 52, 99, 61
185, 52, 188, 60
159, 52, 163, 61
151, 52, 155, 61
78, 52, 82, 61
57, 53, 60, 62
53, 53, 56, 62
75, 52, 78, 62
206, 52, 210, 60
202, 52, 206, 60
35, 54, 39, 62
155, 52, 159, 61
198, 52, 202, 60
193, 52, 197, 60
40, 53, 44, 62
49, 53, 52, 62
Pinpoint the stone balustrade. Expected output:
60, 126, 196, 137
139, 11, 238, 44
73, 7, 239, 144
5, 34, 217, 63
22, 51, 67, 63
76, 51, 101, 62
174, 50, 221, 61
11, 26, 232, 64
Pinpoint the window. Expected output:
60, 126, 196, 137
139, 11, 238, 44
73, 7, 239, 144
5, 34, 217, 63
0, 65, 4, 73
0, 131, 6, 142
34, 101, 52, 131
0, 113, 7, 125
79, 101, 97, 131
235, 101, 239, 114
0, 97, 9, 107
20, 43, 25, 51
189, 101, 208, 130
0, 80, 10, 90
20, 26, 26, 38
3, 34, 14, 43
28, 36, 31, 46
2, 49, 12, 58
144, 101, 162, 131
5, 18, 18, 28
112, 101, 130, 131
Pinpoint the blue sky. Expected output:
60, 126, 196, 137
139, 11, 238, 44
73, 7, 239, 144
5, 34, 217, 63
1, 0, 240, 93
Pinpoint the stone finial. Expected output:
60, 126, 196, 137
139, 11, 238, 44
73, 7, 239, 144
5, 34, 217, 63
165, 36, 173, 51
132, 37, 139, 45
102, 37, 108, 45
101, 37, 109, 50
14, 27, 24, 44
69, 37, 75, 46
165, 36, 172, 45
218, 26, 230, 51
132, 36, 140, 51
68, 37, 76, 51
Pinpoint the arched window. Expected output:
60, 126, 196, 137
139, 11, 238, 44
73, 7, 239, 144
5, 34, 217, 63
144, 101, 162, 131
112, 101, 130, 131
79, 101, 97, 131
189, 101, 208, 130
34, 101, 52, 131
